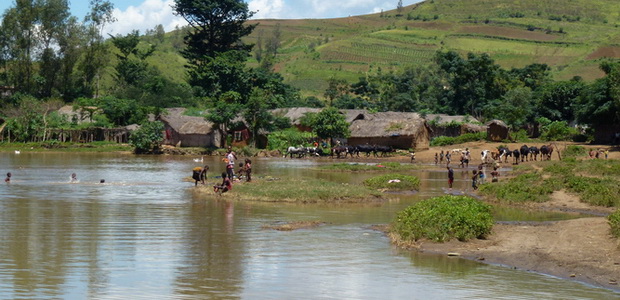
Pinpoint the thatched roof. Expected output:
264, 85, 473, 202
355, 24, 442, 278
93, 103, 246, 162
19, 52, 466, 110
349, 112, 427, 137
486, 119, 508, 128
461, 123, 486, 133
340, 109, 368, 123
159, 108, 215, 134
425, 114, 479, 124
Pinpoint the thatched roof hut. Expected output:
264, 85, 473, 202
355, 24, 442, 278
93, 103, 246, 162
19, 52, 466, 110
486, 120, 509, 141
158, 108, 221, 147
348, 112, 430, 150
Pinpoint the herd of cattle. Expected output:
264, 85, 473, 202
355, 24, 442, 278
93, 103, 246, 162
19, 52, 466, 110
285, 144, 395, 158
482, 144, 555, 164
285, 143, 557, 165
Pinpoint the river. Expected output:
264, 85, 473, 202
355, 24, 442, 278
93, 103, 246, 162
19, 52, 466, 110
0, 152, 618, 299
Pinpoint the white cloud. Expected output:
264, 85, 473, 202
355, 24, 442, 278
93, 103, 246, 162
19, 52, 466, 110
248, 0, 285, 19
105, 0, 186, 36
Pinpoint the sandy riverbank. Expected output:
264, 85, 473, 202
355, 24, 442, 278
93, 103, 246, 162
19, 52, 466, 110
402, 141, 620, 291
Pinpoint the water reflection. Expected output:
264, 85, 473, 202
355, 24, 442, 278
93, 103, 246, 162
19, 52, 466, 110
0, 153, 617, 299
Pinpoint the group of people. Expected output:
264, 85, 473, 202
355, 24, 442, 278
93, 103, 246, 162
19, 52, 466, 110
192, 147, 252, 195
4, 172, 104, 184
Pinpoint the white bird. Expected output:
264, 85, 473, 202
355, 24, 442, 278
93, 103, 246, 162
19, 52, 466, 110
14, 150, 20, 154
193, 156, 203, 163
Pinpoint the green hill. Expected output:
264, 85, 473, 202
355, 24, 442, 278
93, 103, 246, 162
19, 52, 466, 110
150, 0, 620, 98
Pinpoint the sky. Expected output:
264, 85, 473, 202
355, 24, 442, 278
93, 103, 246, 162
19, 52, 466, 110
0, 0, 422, 36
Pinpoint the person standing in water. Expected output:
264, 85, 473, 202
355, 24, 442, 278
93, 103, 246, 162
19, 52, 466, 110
70, 173, 78, 183
225, 147, 237, 181
200, 165, 209, 185
244, 158, 252, 182
5, 172, 11, 183
447, 166, 454, 190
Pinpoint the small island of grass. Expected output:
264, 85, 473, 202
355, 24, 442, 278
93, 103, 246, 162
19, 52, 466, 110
391, 195, 494, 245
229, 177, 383, 203
320, 162, 420, 172
363, 174, 420, 191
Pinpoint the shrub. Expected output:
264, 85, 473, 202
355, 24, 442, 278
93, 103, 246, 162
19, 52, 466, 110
129, 121, 164, 154
609, 210, 620, 238
392, 195, 493, 242
430, 132, 486, 146
563, 145, 587, 158
267, 128, 314, 151
363, 174, 420, 190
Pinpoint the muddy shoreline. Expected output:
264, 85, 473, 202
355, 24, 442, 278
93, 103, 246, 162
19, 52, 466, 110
399, 142, 620, 292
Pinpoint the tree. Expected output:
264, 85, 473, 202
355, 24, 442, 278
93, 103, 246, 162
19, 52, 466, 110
324, 78, 349, 106
537, 79, 584, 121
483, 87, 533, 129
313, 107, 350, 146
173, 0, 256, 98
206, 91, 243, 147
435, 51, 507, 116
129, 121, 164, 154
79, 0, 115, 98
243, 88, 273, 147
173, 0, 256, 58
110, 30, 155, 87
397, 0, 404, 14
575, 60, 620, 128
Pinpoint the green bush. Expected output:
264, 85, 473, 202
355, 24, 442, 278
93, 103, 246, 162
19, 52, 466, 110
430, 132, 486, 146
393, 195, 493, 242
363, 174, 420, 190
562, 145, 587, 158
267, 128, 314, 151
609, 210, 620, 238
129, 121, 164, 154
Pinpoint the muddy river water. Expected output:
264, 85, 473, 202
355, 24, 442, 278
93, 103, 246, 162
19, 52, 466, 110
0, 152, 618, 299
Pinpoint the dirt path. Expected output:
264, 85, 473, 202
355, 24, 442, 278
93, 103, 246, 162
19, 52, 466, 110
400, 141, 620, 291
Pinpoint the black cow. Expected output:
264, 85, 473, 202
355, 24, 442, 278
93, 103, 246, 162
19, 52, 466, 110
520, 145, 530, 162
512, 149, 520, 164
540, 145, 554, 160
356, 144, 375, 157
375, 145, 394, 157
529, 146, 539, 161
498, 147, 512, 163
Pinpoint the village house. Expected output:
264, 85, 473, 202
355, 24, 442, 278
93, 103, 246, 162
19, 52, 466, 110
486, 119, 509, 141
347, 111, 431, 150
158, 108, 221, 147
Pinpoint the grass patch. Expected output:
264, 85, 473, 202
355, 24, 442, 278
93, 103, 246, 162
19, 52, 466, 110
479, 172, 555, 203
482, 159, 620, 207
392, 195, 493, 243
430, 132, 486, 147
231, 177, 382, 203
562, 145, 587, 158
609, 210, 620, 238
320, 162, 419, 172
363, 174, 420, 191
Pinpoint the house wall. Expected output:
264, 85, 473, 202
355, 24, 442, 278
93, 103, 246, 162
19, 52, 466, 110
487, 124, 508, 141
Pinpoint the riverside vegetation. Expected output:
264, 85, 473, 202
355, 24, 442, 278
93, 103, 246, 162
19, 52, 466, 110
391, 195, 494, 244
